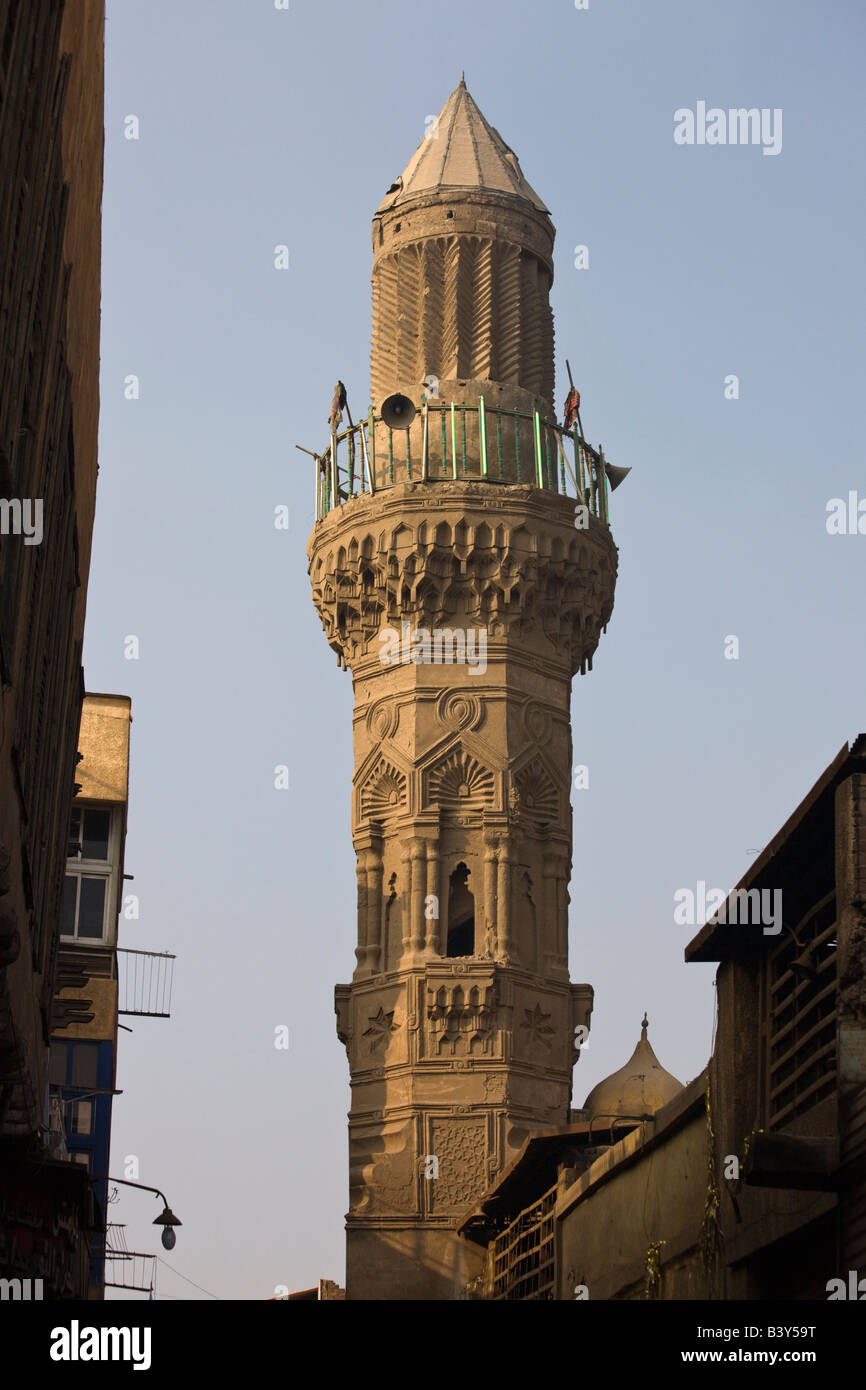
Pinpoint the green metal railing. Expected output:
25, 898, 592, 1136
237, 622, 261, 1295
310, 399, 616, 525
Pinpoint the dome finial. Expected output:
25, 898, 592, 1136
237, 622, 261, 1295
641, 1013, 649, 1040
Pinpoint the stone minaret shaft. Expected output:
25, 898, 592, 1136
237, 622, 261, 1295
308, 79, 618, 1300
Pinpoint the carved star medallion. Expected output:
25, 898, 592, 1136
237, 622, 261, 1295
520, 1003, 555, 1049
363, 1006, 398, 1053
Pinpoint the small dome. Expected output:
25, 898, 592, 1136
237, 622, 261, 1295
583, 1015, 683, 1119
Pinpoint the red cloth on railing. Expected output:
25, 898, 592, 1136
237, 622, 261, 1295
329, 380, 347, 432
563, 387, 581, 431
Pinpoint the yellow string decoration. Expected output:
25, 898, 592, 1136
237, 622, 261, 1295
644, 1239, 666, 1299
699, 1074, 722, 1284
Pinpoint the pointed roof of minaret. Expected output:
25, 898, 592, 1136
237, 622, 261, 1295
376, 77, 549, 215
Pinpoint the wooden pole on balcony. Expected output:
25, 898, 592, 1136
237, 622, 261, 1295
514, 408, 522, 482
558, 432, 574, 493
440, 406, 447, 476
451, 403, 457, 479
330, 429, 338, 507
369, 407, 376, 492
566, 358, 585, 440
496, 408, 503, 479
574, 427, 585, 499
479, 396, 488, 478
344, 402, 356, 497
359, 419, 371, 493
421, 398, 429, 481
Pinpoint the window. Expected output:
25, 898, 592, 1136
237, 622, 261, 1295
69, 806, 110, 860
492, 1185, 557, 1300
62, 873, 108, 939
73, 1152, 90, 1170
447, 863, 475, 957
61, 804, 116, 943
71, 1100, 92, 1135
765, 890, 837, 1128
69, 1043, 99, 1090
50, 1041, 101, 1089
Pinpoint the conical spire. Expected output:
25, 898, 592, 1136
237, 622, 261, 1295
377, 79, 549, 214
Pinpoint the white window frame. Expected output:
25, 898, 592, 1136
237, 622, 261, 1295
61, 804, 120, 945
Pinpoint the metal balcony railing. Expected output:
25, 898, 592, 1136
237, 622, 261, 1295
117, 947, 175, 1019
304, 400, 621, 525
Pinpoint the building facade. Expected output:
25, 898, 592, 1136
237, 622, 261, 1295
49, 693, 132, 1298
307, 80, 624, 1299
458, 738, 866, 1300
0, 0, 105, 1297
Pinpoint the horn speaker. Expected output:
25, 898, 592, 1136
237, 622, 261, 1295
380, 393, 417, 429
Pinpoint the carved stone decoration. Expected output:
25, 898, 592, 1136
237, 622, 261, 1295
513, 757, 559, 821
482, 1073, 506, 1103
520, 1003, 555, 1050
335, 987, 352, 1052
367, 699, 399, 742
360, 757, 407, 820
350, 1119, 417, 1216
308, 484, 618, 678
363, 1006, 399, 1054
435, 690, 484, 734
523, 701, 552, 745
372, 235, 554, 409
427, 981, 497, 1056
427, 748, 494, 810
428, 1118, 489, 1213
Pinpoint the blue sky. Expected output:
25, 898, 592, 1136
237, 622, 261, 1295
92, 0, 865, 1297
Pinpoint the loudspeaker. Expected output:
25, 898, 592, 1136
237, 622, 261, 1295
604, 463, 631, 491
380, 393, 417, 430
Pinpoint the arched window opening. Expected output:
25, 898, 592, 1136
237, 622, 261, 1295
447, 862, 474, 958
384, 872, 401, 969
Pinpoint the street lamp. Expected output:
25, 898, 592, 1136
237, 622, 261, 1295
152, 1205, 182, 1250
91, 1175, 183, 1251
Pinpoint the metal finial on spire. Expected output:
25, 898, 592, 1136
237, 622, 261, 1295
460, 71, 465, 84
641, 1013, 649, 1039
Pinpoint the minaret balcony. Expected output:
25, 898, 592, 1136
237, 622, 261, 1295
306, 398, 626, 525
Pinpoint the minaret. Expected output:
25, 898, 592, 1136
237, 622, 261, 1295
307, 79, 620, 1300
